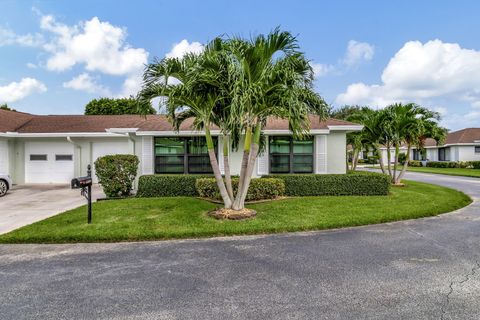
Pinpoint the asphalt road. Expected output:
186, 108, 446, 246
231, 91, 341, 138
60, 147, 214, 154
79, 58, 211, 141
1, 172, 479, 320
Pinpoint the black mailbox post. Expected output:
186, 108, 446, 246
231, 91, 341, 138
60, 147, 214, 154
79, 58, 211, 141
71, 165, 93, 224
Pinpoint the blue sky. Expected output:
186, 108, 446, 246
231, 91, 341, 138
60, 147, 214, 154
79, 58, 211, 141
1, 0, 480, 130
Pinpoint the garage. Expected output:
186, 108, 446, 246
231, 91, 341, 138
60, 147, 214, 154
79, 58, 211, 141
91, 140, 130, 183
0, 140, 8, 174
25, 141, 75, 184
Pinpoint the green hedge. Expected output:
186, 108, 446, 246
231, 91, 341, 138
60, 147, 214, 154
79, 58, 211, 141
136, 175, 212, 197
468, 161, 480, 169
196, 178, 285, 201
94, 154, 139, 197
408, 160, 423, 167
426, 161, 468, 168
262, 172, 390, 196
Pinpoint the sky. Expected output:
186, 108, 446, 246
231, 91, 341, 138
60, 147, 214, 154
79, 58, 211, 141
1, 0, 480, 130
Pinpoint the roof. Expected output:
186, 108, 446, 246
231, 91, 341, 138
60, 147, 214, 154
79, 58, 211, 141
424, 128, 480, 147
0, 109, 359, 134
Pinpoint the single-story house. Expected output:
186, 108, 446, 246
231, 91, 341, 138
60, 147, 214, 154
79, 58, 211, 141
0, 109, 362, 185
378, 128, 480, 164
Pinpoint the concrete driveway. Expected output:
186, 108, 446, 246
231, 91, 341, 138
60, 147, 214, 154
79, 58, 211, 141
0, 173, 479, 319
0, 184, 103, 234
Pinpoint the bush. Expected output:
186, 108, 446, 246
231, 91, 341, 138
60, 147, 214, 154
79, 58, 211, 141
469, 161, 480, 169
94, 154, 139, 197
426, 161, 468, 168
263, 172, 390, 196
367, 155, 378, 164
408, 160, 423, 167
136, 175, 211, 197
398, 152, 407, 164
196, 178, 285, 201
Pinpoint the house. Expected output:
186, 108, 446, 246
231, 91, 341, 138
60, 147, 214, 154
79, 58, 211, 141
378, 128, 480, 164
0, 109, 362, 185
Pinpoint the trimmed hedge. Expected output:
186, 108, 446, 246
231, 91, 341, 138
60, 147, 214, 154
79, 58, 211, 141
262, 172, 391, 196
136, 175, 212, 197
196, 178, 285, 201
426, 161, 468, 168
94, 154, 139, 197
468, 161, 480, 169
408, 160, 423, 167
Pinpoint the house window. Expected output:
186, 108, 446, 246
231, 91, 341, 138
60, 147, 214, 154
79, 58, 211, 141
30, 154, 47, 161
55, 154, 73, 161
269, 136, 314, 173
413, 149, 425, 161
475, 146, 480, 154
154, 137, 217, 174
438, 147, 449, 161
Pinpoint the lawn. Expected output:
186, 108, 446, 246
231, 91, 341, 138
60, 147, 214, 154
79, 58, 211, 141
367, 165, 480, 178
0, 180, 471, 244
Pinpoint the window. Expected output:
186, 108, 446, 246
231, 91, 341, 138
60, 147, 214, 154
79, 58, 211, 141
55, 154, 73, 161
269, 136, 314, 173
30, 154, 47, 161
438, 147, 450, 161
475, 146, 480, 154
154, 137, 217, 174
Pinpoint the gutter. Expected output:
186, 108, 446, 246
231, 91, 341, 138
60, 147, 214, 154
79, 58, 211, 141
67, 136, 83, 174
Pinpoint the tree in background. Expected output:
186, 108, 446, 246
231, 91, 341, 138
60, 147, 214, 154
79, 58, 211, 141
0, 104, 16, 112
84, 97, 156, 115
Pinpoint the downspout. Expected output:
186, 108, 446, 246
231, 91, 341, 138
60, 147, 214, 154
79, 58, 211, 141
126, 133, 136, 154
67, 136, 82, 175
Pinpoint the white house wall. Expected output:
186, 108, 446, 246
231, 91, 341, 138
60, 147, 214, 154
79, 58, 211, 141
457, 145, 480, 161
0, 138, 9, 175
326, 132, 346, 173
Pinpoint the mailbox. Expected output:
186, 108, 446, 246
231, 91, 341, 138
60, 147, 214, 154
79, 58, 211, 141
71, 176, 92, 189
72, 164, 93, 224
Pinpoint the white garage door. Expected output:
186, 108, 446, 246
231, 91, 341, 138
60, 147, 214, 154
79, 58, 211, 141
0, 140, 8, 174
25, 142, 75, 183
92, 140, 130, 183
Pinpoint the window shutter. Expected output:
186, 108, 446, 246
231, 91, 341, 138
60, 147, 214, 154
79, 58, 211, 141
218, 136, 225, 174
315, 135, 327, 174
257, 137, 269, 175
142, 136, 154, 175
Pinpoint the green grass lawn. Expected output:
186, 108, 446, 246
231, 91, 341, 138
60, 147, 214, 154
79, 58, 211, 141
367, 165, 480, 178
0, 180, 471, 244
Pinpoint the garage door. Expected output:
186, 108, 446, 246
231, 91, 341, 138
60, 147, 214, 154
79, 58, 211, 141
25, 142, 74, 183
92, 140, 130, 183
0, 140, 8, 174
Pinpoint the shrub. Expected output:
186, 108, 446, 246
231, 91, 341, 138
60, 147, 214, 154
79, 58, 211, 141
136, 175, 211, 197
426, 161, 468, 168
367, 155, 378, 164
196, 178, 285, 201
468, 161, 480, 169
398, 152, 407, 164
408, 160, 423, 167
263, 172, 390, 196
94, 154, 139, 197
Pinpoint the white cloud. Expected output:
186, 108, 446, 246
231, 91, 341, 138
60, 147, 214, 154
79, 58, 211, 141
342, 40, 375, 67
26, 62, 38, 69
336, 39, 480, 129
311, 63, 334, 78
40, 15, 148, 76
0, 27, 44, 47
166, 39, 204, 59
0, 78, 47, 103
336, 40, 480, 106
63, 73, 110, 95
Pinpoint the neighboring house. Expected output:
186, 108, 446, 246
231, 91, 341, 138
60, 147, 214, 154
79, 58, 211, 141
378, 128, 480, 164
0, 109, 362, 185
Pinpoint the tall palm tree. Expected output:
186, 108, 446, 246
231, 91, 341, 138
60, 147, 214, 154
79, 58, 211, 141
139, 50, 234, 207
226, 28, 328, 210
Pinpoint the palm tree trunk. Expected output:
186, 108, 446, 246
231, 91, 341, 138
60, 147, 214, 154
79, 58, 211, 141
393, 144, 399, 184
396, 144, 411, 184
233, 124, 260, 210
352, 149, 359, 171
206, 128, 232, 208
386, 143, 393, 180
376, 146, 386, 174
223, 134, 234, 201
232, 126, 252, 209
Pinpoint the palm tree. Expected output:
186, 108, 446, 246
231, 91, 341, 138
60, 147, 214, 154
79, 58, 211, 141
139, 50, 234, 207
